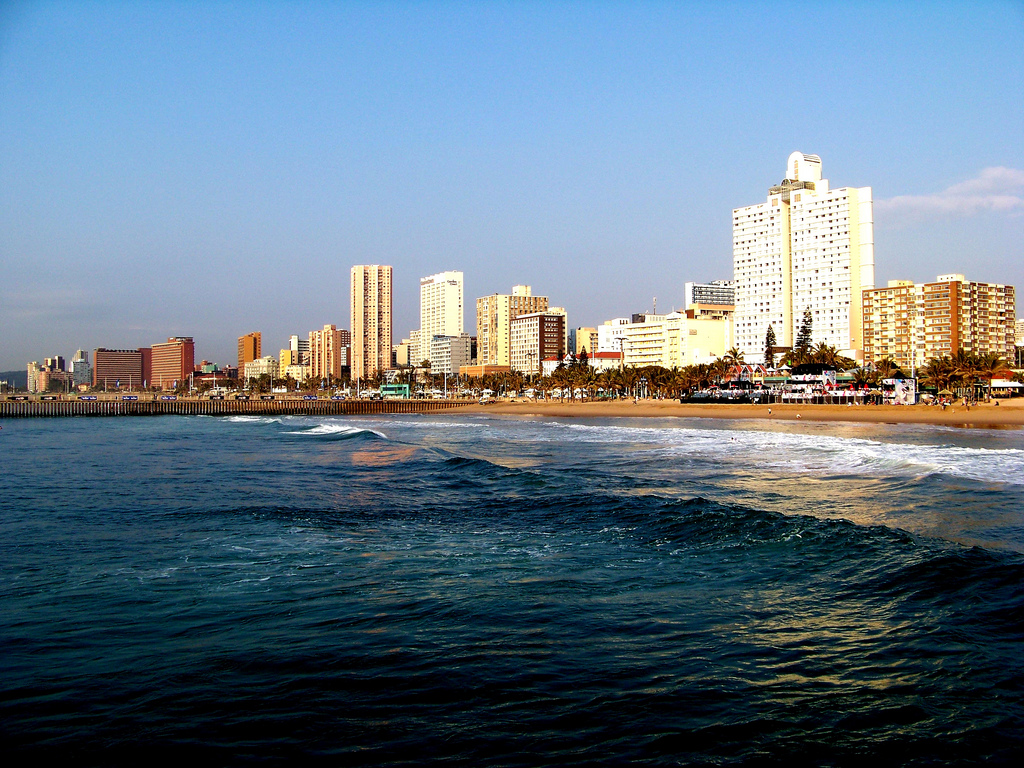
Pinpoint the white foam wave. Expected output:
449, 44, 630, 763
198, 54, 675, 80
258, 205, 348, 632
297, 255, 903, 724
225, 415, 282, 425
283, 423, 388, 439
555, 422, 1024, 486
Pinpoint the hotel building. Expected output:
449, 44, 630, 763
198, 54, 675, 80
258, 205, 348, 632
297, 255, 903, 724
476, 285, 549, 367
862, 275, 1017, 369
93, 348, 144, 389
733, 152, 874, 360
419, 271, 464, 367
351, 265, 393, 382
150, 337, 195, 389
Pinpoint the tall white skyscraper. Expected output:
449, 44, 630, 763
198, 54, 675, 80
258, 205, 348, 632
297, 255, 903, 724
418, 271, 464, 366
733, 152, 874, 360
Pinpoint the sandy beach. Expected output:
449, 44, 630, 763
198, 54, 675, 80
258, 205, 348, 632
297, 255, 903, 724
461, 398, 1024, 427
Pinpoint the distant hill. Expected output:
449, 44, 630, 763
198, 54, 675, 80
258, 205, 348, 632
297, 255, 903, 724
1, 370, 28, 389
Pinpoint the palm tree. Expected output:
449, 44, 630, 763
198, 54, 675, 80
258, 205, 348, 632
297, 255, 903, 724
974, 352, 1012, 401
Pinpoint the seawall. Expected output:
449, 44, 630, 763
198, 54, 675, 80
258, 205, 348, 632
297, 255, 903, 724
0, 397, 474, 418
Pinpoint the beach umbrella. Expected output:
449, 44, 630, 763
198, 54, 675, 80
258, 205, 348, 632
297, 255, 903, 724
938, 389, 954, 396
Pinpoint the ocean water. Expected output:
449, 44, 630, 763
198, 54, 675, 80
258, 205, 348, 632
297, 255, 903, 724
2, 413, 1023, 765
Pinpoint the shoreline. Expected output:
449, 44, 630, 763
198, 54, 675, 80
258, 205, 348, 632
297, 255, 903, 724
459, 398, 1024, 427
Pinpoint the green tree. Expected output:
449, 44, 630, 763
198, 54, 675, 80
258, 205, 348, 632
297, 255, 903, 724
764, 325, 776, 367
795, 309, 813, 354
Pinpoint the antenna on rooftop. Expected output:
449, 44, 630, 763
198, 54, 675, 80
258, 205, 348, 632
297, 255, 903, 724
653, 297, 657, 314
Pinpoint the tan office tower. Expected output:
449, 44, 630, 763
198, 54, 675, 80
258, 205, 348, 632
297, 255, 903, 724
476, 285, 549, 366
733, 152, 874, 360
238, 332, 262, 372
351, 265, 393, 382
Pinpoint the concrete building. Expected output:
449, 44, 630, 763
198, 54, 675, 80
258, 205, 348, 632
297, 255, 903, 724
597, 318, 631, 354
685, 280, 735, 309
863, 275, 1017, 369
244, 356, 280, 382
419, 271, 464, 366
548, 306, 570, 356
238, 332, 262, 373
93, 348, 144, 389
71, 349, 92, 388
351, 265, 393, 382
285, 334, 310, 366
150, 337, 195, 389
429, 333, 472, 375
477, 285, 549, 367
309, 324, 350, 383
733, 152, 874, 360
510, 312, 565, 375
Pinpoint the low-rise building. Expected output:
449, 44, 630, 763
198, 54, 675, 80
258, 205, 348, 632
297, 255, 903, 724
244, 356, 280, 381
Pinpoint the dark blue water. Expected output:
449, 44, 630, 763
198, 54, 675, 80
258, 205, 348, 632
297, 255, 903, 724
2, 414, 1023, 764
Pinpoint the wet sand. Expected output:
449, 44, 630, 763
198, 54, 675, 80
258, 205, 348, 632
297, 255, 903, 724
460, 398, 1024, 427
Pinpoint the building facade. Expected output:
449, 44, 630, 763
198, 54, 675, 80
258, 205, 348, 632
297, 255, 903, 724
733, 152, 874, 360
150, 337, 195, 389
615, 312, 731, 369
238, 332, 262, 373
862, 275, 1017, 369
477, 285, 549, 367
419, 271, 464, 366
351, 265, 393, 382
429, 333, 472, 376
509, 312, 565, 375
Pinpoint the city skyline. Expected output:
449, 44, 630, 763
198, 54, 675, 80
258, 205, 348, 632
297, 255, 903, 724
2, 1, 1022, 370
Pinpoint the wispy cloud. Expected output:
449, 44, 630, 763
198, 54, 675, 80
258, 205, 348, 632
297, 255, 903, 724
876, 167, 1024, 221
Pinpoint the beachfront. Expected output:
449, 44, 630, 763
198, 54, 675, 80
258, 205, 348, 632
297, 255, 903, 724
462, 397, 1024, 427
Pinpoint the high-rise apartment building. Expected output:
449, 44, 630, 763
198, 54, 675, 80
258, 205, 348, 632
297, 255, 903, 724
351, 265, 393, 382
419, 271, 464, 366
150, 337, 195, 389
510, 312, 565, 375
238, 332, 262, 373
733, 152, 874, 359
308, 324, 350, 382
862, 275, 1016, 369
477, 285, 549, 367
71, 349, 92, 388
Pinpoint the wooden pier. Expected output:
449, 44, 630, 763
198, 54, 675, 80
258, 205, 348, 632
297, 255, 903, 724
0, 397, 474, 418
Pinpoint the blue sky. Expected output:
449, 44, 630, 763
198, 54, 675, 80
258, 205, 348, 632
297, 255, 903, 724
2, 0, 1022, 370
